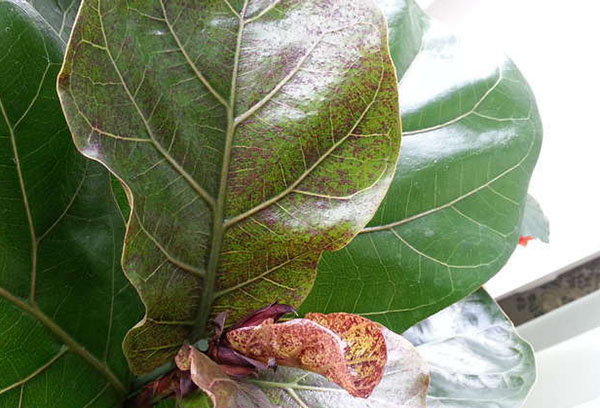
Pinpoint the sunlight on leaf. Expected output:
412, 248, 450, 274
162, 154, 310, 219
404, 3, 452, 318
406, 289, 536, 408
302, 0, 543, 333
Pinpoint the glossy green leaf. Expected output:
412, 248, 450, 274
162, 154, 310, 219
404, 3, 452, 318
25, 0, 81, 42
520, 195, 549, 243
301, 0, 543, 332
245, 326, 429, 408
58, 0, 401, 375
405, 289, 536, 408
0, 1, 141, 406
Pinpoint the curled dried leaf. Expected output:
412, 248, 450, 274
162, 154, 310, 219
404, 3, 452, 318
208, 303, 294, 376
226, 313, 386, 398
251, 327, 429, 408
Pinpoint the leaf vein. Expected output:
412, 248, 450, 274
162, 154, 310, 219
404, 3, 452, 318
361, 129, 537, 233
0, 348, 68, 395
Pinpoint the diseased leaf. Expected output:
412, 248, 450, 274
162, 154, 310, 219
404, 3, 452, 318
176, 345, 277, 408
301, 0, 543, 332
229, 302, 297, 331
248, 327, 428, 408
58, 0, 401, 375
208, 302, 295, 377
405, 289, 536, 408
25, 0, 81, 43
0, 1, 141, 406
520, 194, 549, 243
227, 313, 387, 398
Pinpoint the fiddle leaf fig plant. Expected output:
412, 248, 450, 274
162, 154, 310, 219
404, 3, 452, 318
57, 0, 402, 376
0, 0, 542, 407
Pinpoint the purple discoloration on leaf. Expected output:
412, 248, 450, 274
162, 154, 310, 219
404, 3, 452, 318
58, 0, 401, 375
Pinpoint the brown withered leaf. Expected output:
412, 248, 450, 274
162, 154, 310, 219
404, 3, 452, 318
251, 327, 429, 408
175, 345, 277, 408
226, 313, 386, 398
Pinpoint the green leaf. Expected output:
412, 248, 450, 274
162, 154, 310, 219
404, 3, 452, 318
25, 0, 81, 43
405, 289, 536, 407
300, 0, 543, 332
57, 0, 401, 375
178, 393, 212, 408
520, 194, 549, 243
246, 326, 429, 408
0, 1, 141, 405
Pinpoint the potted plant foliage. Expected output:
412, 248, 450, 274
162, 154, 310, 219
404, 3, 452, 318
0, 0, 542, 407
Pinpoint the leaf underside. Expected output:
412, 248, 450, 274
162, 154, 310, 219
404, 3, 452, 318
520, 194, 549, 243
58, 0, 401, 375
0, 1, 141, 406
405, 289, 536, 408
301, 0, 543, 332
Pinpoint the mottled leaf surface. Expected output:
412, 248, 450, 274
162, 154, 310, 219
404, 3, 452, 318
405, 289, 536, 408
520, 195, 549, 243
227, 313, 386, 398
301, 0, 543, 332
0, 1, 141, 406
248, 327, 428, 408
58, 0, 401, 375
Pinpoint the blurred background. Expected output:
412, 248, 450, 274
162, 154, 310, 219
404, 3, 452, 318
414, 0, 600, 407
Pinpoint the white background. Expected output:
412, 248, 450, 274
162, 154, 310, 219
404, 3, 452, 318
415, 0, 600, 297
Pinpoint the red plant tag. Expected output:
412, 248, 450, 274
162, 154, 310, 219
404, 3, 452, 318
519, 235, 535, 247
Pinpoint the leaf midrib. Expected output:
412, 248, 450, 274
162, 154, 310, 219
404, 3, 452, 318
183, 4, 389, 335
